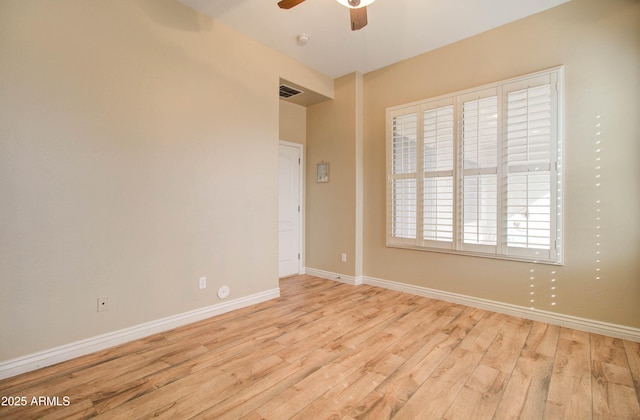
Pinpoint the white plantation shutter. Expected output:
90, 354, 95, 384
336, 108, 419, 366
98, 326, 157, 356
423, 105, 454, 246
461, 93, 499, 251
506, 172, 551, 249
389, 109, 418, 241
392, 179, 416, 239
387, 67, 562, 263
504, 76, 558, 260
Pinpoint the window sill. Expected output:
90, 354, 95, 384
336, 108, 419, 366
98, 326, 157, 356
386, 241, 563, 266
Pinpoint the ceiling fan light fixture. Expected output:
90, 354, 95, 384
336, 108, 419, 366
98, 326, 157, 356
335, 0, 375, 9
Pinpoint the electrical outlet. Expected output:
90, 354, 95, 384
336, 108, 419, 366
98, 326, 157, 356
97, 297, 109, 312
341, 253, 347, 263
199, 276, 207, 289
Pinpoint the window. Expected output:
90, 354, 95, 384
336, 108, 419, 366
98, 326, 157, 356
387, 67, 563, 264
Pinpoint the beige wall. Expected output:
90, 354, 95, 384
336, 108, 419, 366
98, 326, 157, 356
306, 74, 361, 276
362, 0, 640, 327
279, 101, 306, 145
0, 0, 331, 361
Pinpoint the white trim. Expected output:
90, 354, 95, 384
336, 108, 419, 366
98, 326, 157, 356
363, 276, 640, 343
279, 140, 305, 276
0, 288, 280, 380
305, 267, 362, 285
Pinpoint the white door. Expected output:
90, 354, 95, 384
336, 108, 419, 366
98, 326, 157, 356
279, 142, 302, 277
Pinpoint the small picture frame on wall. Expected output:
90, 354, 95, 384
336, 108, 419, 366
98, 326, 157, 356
317, 162, 329, 183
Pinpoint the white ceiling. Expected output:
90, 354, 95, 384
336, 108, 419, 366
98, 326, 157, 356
178, 0, 569, 79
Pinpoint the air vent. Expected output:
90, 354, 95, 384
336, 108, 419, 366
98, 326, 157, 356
279, 84, 303, 99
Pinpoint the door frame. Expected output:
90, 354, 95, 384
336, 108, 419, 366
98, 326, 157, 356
279, 140, 305, 276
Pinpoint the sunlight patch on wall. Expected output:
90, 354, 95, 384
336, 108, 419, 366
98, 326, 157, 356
594, 115, 602, 282
526, 265, 559, 310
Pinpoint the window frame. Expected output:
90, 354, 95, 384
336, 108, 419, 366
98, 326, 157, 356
386, 67, 564, 265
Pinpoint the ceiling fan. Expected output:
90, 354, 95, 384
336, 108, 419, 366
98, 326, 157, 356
277, 0, 374, 31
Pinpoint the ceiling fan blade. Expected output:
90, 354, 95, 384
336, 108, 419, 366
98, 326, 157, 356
277, 0, 305, 9
350, 6, 368, 31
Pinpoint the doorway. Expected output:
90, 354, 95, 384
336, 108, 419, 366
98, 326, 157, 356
278, 141, 303, 277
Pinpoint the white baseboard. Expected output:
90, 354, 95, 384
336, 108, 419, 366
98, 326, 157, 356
304, 267, 362, 285
0, 288, 280, 380
363, 276, 640, 343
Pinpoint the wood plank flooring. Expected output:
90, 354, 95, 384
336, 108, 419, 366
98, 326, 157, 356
1, 274, 639, 419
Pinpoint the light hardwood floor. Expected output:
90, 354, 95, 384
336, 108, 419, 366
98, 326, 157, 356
1, 275, 639, 419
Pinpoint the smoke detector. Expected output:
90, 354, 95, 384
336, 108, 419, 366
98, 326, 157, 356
296, 33, 310, 46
